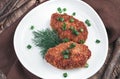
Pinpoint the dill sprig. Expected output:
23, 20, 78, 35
32, 29, 62, 58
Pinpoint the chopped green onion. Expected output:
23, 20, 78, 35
79, 40, 85, 44
57, 7, 67, 13
70, 18, 74, 22
63, 55, 69, 59
72, 29, 79, 36
62, 49, 70, 59
73, 30, 79, 35
69, 43, 76, 49
96, 39, 100, 43
84, 63, 89, 68
80, 28, 84, 32
85, 19, 91, 26
63, 73, 68, 78
60, 18, 64, 22
63, 8, 67, 12
30, 25, 34, 30
27, 45, 32, 49
62, 49, 70, 55
57, 7, 62, 13
62, 38, 70, 42
62, 22, 67, 31
57, 17, 64, 22
69, 26, 74, 30
69, 26, 79, 36
72, 12, 76, 16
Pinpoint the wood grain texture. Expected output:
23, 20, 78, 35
102, 38, 120, 79
0, 0, 36, 32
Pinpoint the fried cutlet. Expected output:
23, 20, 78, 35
45, 41, 91, 69
50, 13, 88, 43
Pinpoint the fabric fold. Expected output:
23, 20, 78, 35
0, 0, 120, 79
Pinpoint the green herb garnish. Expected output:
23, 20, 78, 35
62, 38, 70, 42
96, 39, 100, 43
62, 22, 67, 31
57, 7, 62, 13
69, 26, 79, 36
33, 29, 62, 58
63, 8, 67, 12
72, 29, 79, 36
30, 25, 34, 30
85, 19, 91, 26
69, 43, 76, 49
63, 73, 68, 78
70, 18, 74, 22
27, 45, 32, 49
57, 7, 67, 13
84, 63, 89, 68
62, 49, 70, 59
62, 49, 70, 55
79, 40, 85, 44
72, 12, 76, 16
63, 55, 69, 59
57, 17, 64, 22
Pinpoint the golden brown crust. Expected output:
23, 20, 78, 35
50, 13, 88, 43
45, 41, 91, 69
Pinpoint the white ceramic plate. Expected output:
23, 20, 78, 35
14, 0, 108, 79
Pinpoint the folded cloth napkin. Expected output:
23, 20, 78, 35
0, 0, 120, 79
